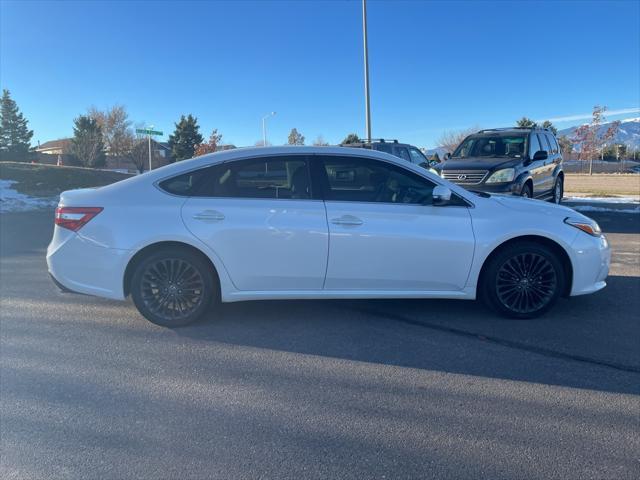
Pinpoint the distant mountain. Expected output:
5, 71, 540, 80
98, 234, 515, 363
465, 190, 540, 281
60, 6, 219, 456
422, 146, 448, 159
558, 117, 640, 149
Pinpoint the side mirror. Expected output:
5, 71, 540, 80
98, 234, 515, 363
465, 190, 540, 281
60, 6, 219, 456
432, 185, 452, 206
444, 152, 451, 161
533, 150, 548, 161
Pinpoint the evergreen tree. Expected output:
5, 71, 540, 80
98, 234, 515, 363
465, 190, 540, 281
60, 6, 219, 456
287, 128, 305, 145
341, 133, 361, 144
168, 114, 203, 161
0, 89, 34, 161
516, 117, 537, 128
541, 120, 558, 135
70, 115, 106, 167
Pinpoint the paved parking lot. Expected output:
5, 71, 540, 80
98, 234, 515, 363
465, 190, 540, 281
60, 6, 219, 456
1, 208, 639, 479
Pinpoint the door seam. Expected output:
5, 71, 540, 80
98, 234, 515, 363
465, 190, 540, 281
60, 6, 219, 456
321, 200, 331, 290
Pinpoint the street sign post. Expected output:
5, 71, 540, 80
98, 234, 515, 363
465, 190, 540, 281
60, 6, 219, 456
136, 128, 163, 171
136, 128, 163, 136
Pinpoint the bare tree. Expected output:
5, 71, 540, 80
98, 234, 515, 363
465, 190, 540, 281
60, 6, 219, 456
88, 105, 134, 166
128, 138, 149, 173
571, 106, 620, 174
312, 135, 330, 146
436, 126, 479, 153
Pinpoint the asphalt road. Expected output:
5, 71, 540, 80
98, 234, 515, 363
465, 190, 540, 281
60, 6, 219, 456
1, 209, 639, 479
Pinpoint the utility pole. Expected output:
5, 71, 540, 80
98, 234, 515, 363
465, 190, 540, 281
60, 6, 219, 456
262, 112, 276, 146
148, 133, 152, 171
362, 0, 372, 142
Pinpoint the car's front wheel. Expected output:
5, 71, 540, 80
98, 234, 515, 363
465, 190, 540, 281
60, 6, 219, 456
520, 183, 533, 198
131, 248, 217, 327
481, 241, 565, 319
551, 176, 564, 204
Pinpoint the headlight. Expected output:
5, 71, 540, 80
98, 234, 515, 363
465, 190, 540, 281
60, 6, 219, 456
564, 217, 602, 236
485, 168, 515, 183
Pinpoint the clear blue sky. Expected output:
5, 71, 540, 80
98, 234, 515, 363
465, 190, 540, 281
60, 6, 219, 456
1, 0, 639, 148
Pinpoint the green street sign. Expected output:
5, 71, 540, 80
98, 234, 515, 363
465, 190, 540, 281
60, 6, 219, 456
136, 128, 163, 136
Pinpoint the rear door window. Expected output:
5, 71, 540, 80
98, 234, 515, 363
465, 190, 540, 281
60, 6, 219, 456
197, 156, 312, 199
545, 133, 558, 154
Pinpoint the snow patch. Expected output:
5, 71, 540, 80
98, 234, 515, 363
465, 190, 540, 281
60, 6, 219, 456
570, 205, 639, 214
565, 196, 640, 204
0, 180, 58, 213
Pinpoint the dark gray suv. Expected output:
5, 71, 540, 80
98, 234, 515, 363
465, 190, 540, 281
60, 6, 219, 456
341, 139, 435, 170
438, 127, 564, 203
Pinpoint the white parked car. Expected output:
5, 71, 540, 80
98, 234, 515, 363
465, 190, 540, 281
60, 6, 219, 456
47, 146, 610, 327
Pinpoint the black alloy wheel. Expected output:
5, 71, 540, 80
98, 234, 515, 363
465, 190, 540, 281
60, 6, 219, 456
482, 242, 564, 319
131, 249, 216, 327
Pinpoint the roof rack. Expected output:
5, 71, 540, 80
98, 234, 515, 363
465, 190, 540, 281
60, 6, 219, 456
339, 138, 400, 147
362, 138, 399, 143
477, 127, 550, 133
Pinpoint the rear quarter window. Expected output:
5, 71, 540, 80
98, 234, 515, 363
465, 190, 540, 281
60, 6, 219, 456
158, 169, 209, 196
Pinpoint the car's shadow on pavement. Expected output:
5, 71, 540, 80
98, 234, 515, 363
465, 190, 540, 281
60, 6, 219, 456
172, 274, 640, 396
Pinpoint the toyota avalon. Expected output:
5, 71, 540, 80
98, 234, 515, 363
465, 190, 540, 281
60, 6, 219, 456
47, 146, 610, 327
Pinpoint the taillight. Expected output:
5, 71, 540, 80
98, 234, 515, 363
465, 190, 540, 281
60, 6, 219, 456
54, 207, 103, 231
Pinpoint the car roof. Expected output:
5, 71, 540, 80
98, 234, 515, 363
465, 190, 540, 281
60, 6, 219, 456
142, 145, 410, 182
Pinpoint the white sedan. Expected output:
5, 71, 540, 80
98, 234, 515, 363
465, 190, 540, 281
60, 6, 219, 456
47, 146, 610, 327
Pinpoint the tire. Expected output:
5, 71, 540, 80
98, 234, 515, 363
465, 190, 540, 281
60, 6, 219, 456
550, 176, 563, 204
520, 183, 533, 199
481, 241, 565, 319
130, 248, 217, 327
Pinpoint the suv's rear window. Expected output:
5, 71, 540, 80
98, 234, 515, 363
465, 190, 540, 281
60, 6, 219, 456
453, 135, 526, 159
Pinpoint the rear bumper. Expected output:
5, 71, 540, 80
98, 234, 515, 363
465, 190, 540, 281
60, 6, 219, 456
46, 228, 131, 300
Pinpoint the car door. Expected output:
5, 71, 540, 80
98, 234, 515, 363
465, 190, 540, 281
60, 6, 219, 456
181, 155, 329, 291
317, 155, 475, 292
544, 133, 561, 188
537, 133, 556, 193
527, 133, 548, 194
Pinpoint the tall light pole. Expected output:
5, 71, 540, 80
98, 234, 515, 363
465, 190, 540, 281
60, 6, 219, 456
262, 112, 276, 146
148, 125, 154, 172
362, 0, 372, 141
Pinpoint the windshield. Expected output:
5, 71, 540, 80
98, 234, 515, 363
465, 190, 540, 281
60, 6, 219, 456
452, 135, 526, 159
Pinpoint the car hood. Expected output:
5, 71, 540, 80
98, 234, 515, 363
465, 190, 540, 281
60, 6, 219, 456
490, 194, 591, 221
440, 157, 522, 170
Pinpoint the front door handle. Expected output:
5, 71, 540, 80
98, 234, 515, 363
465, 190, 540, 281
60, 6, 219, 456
331, 215, 363, 226
193, 210, 225, 221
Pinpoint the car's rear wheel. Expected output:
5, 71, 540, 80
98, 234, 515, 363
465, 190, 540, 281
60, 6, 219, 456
520, 183, 533, 199
482, 242, 565, 319
551, 176, 563, 204
131, 249, 216, 327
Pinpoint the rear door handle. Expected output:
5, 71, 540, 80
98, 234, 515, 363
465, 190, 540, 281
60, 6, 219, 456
193, 210, 225, 221
331, 215, 363, 226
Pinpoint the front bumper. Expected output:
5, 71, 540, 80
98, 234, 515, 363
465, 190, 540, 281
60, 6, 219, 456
47, 227, 131, 300
569, 233, 611, 296
441, 176, 523, 195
